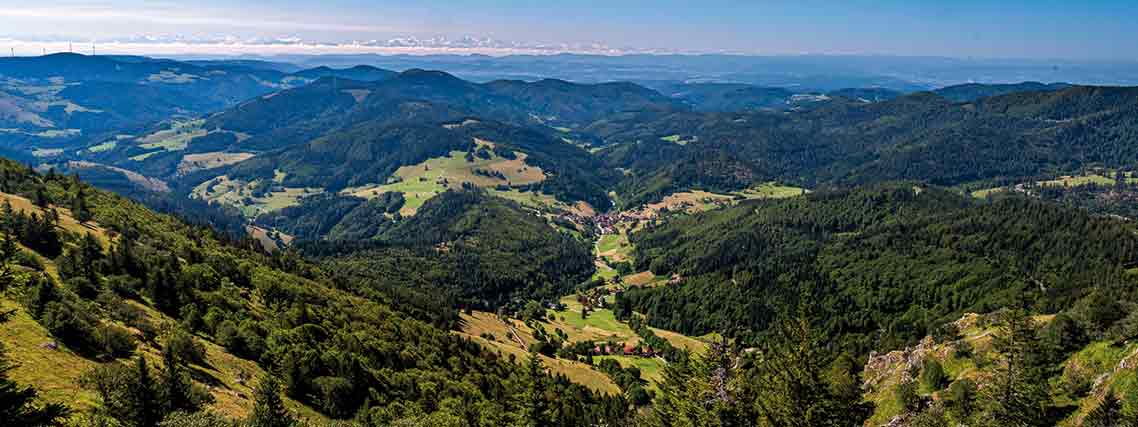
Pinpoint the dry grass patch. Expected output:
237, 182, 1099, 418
457, 312, 621, 395
0, 298, 98, 409
0, 192, 111, 245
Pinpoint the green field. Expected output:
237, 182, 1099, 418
344, 143, 546, 216
971, 171, 1135, 198
660, 134, 697, 145
85, 141, 117, 153
136, 119, 206, 152
129, 151, 160, 161
592, 262, 619, 282
1038, 174, 1116, 187
489, 188, 565, 210
192, 175, 324, 218
556, 295, 638, 338
31, 148, 63, 158
736, 182, 808, 199
597, 234, 622, 253
594, 355, 667, 390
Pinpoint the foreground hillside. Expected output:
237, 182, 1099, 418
0, 157, 626, 426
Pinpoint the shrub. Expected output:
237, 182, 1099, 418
165, 327, 208, 366
95, 323, 137, 358
920, 360, 948, 391
895, 381, 920, 412
42, 301, 95, 348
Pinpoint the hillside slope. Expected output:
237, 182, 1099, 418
0, 157, 623, 425
622, 184, 1138, 354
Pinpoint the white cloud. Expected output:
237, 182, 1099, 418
0, 4, 402, 35
0, 36, 666, 57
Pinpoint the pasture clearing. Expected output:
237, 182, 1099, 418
177, 151, 256, 175
456, 311, 622, 395
343, 139, 546, 216
594, 355, 667, 389
660, 134, 697, 145
191, 175, 323, 218
136, 119, 206, 152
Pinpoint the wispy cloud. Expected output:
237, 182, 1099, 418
0, 4, 402, 34
0, 35, 671, 57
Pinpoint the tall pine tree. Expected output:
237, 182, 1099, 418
979, 310, 1051, 427
248, 373, 295, 427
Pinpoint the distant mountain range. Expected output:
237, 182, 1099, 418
0, 53, 398, 151
2, 52, 1132, 236
239, 53, 1138, 89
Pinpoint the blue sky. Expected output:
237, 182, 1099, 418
0, 0, 1135, 59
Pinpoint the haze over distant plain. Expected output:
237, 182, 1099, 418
1, 0, 1136, 60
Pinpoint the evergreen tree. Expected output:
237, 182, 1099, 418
979, 310, 1051, 427
0, 225, 19, 291
72, 186, 93, 224
125, 357, 161, 427
645, 340, 752, 427
248, 374, 295, 427
32, 187, 49, 208
158, 346, 195, 413
515, 351, 549, 427
1084, 394, 1129, 427
752, 311, 871, 427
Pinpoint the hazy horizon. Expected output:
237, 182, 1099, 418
2, 1, 1136, 60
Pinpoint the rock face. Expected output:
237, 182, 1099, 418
863, 336, 938, 390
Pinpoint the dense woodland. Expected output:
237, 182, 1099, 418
305, 190, 595, 312
599, 86, 1138, 208
0, 159, 627, 426
624, 184, 1138, 355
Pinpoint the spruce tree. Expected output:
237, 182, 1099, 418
1084, 394, 1128, 427
753, 312, 870, 427
0, 226, 19, 291
515, 351, 549, 427
248, 373, 295, 427
125, 357, 160, 427
979, 310, 1051, 427
158, 346, 195, 413
72, 186, 93, 224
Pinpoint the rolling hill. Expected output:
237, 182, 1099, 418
598, 84, 1138, 207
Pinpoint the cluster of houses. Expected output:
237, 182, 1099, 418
591, 211, 645, 235
591, 342, 657, 358
576, 287, 623, 311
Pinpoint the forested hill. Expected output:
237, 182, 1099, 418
0, 54, 393, 147
932, 81, 1071, 102
0, 157, 624, 426
602, 84, 1138, 207
622, 184, 1138, 355
304, 190, 595, 310
199, 69, 683, 154
226, 119, 614, 209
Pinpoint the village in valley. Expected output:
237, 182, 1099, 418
456, 185, 801, 397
